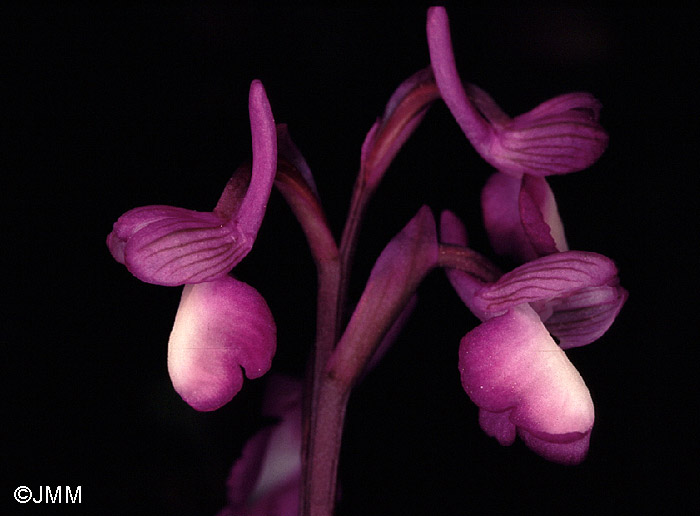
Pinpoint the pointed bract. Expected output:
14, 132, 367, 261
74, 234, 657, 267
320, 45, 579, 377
330, 207, 438, 385
167, 276, 276, 412
361, 68, 439, 190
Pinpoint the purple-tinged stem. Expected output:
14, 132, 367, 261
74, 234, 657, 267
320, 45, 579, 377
273, 160, 341, 516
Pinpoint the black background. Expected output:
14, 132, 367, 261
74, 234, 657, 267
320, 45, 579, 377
5, 5, 698, 515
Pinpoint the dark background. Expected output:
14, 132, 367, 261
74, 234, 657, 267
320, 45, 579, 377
5, 5, 698, 515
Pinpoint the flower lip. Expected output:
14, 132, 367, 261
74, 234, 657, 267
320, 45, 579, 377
167, 275, 276, 412
460, 304, 594, 465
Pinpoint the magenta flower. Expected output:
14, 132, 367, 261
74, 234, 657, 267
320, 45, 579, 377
106, 80, 277, 286
426, 7, 608, 177
441, 212, 626, 464
107, 80, 278, 411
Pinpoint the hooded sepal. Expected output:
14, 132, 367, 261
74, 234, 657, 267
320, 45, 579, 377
106, 80, 276, 286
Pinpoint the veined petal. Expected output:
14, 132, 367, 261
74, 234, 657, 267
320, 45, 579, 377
107, 80, 276, 286
427, 8, 607, 177
474, 251, 619, 315
167, 276, 276, 411
459, 305, 594, 464
544, 284, 628, 349
492, 92, 608, 176
108, 205, 249, 286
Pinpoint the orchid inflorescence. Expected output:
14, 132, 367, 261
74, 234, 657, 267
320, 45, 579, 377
107, 7, 626, 516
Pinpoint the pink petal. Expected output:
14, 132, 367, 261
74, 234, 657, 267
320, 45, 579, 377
167, 276, 276, 411
426, 7, 493, 153
107, 80, 276, 286
492, 92, 609, 176
519, 174, 568, 256
481, 173, 535, 261
544, 284, 628, 349
108, 205, 249, 286
479, 409, 516, 446
459, 305, 594, 464
482, 169, 567, 263
474, 251, 619, 315
427, 8, 607, 177
232, 80, 277, 240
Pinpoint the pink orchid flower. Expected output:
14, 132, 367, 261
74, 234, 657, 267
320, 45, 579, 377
107, 81, 278, 411
441, 212, 626, 464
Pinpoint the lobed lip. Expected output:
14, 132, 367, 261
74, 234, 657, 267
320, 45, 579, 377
167, 275, 277, 412
460, 304, 594, 465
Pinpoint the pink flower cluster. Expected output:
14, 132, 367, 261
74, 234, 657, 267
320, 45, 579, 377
106, 6, 627, 515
